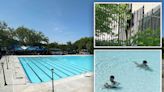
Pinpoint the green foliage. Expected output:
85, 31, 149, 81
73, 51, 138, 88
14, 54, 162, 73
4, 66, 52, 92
0, 22, 18, 47
0, 21, 93, 54
95, 4, 160, 46
130, 28, 160, 46
95, 39, 122, 46
95, 4, 131, 35
74, 37, 93, 54
45, 37, 93, 54
0, 22, 49, 48
46, 42, 59, 49
14, 26, 49, 45
96, 28, 160, 46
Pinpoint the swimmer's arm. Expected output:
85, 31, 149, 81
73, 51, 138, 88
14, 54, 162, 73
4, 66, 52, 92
134, 62, 145, 67
134, 62, 140, 66
114, 81, 120, 86
112, 81, 120, 87
145, 66, 153, 71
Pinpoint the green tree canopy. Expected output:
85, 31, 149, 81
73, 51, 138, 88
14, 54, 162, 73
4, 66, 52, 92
0, 21, 93, 54
95, 4, 131, 35
14, 26, 49, 45
0, 22, 18, 47
74, 37, 93, 54
0, 22, 49, 48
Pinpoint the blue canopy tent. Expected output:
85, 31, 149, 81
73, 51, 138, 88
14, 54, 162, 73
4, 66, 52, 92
11, 45, 47, 55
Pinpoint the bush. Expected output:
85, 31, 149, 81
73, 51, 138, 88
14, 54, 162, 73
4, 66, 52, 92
130, 28, 160, 46
95, 28, 160, 46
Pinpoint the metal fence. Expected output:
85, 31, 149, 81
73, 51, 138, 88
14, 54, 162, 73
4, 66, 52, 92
131, 5, 160, 36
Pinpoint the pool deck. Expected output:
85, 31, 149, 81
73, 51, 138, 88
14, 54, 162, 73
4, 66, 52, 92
0, 55, 93, 92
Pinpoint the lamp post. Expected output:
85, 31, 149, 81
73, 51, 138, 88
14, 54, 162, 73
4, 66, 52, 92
1, 62, 7, 86
51, 69, 54, 92
6, 56, 9, 69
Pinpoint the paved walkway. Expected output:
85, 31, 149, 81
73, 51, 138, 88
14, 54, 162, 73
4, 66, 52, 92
0, 55, 93, 92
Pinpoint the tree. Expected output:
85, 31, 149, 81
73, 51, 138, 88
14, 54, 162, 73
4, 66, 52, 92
96, 4, 131, 33
14, 26, 49, 45
74, 37, 93, 54
0, 22, 18, 48
95, 4, 132, 45
0, 21, 49, 50
45, 42, 59, 49
0, 21, 93, 54
66, 41, 75, 52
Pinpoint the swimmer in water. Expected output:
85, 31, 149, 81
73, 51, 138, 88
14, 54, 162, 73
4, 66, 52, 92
134, 60, 152, 71
104, 75, 119, 88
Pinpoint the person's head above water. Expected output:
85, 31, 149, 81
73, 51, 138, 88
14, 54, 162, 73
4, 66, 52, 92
110, 75, 115, 82
143, 60, 147, 65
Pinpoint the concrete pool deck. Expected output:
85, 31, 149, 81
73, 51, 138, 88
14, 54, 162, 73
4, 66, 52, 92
0, 55, 93, 92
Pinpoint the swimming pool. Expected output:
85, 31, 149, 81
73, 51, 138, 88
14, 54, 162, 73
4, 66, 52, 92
95, 50, 161, 92
19, 55, 93, 83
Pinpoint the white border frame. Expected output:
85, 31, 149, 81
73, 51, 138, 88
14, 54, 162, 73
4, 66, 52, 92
94, 2, 162, 48
94, 49, 162, 92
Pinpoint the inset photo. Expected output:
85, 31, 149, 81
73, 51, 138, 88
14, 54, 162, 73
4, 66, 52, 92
94, 2, 162, 48
94, 50, 161, 92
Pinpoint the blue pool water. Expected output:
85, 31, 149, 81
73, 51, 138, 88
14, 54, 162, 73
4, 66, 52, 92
19, 55, 93, 83
95, 50, 161, 92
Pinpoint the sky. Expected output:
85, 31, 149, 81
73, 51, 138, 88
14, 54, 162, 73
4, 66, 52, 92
132, 3, 161, 13
0, 0, 163, 44
0, 0, 94, 44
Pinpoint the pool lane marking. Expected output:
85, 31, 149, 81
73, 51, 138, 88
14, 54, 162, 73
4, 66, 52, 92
52, 61, 85, 73
19, 59, 32, 83
30, 58, 62, 78
20, 57, 39, 83
56, 60, 89, 72
48, 58, 89, 72
39, 61, 71, 76
45, 61, 78, 75
27, 62, 50, 81
34, 58, 72, 76
31, 58, 70, 78
47, 58, 85, 73
67, 63, 89, 71
56, 57, 90, 71
39, 57, 90, 72
26, 57, 90, 78
25, 61, 43, 82
29, 61, 52, 79
47, 61, 80, 75
30, 59, 62, 78
39, 57, 90, 74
